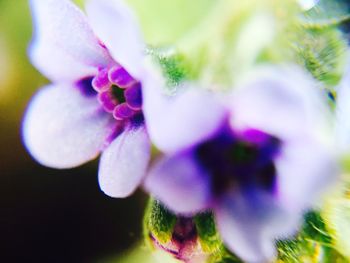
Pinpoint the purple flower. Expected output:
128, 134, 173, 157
144, 65, 337, 262
22, 0, 154, 198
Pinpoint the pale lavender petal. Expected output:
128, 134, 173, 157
23, 84, 115, 168
144, 151, 211, 215
276, 137, 338, 210
98, 125, 150, 198
142, 76, 227, 153
86, 0, 145, 79
298, 0, 319, 10
29, 0, 113, 82
215, 192, 300, 263
230, 65, 330, 141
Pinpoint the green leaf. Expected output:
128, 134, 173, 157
206, 247, 243, 263
323, 183, 350, 260
148, 48, 188, 87
143, 199, 177, 245
291, 27, 347, 87
209, 255, 242, 263
194, 212, 244, 262
194, 212, 221, 254
277, 211, 346, 262
326, 200, 350, 259
300, 0, 350, 28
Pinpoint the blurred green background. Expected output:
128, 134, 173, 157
0, 1, 152, 262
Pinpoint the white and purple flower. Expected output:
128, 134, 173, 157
144, 65, 337, 262
23, 0, 155, 198
22, 0, 340, 261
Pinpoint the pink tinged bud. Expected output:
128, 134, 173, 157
92, 68, 111, 92
108, 66, 136, 88
151, 218, 209, 263
98, 91, 118, 113
113, 103, 135, 120
125, 83, 142, 110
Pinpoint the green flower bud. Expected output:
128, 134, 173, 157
323, 177, 350, 260
277, 211, 347, 262
144, 200, 209, 262
143, 200, 240, 263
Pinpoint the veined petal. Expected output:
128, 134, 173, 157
29, 0, 112, 82
143, 76, 227, 153
98, 125, 150, 198
215, 192, 300, 263
276, 137, 338, 210
144, 151, 211, 215
86, 0, 145, 80
230, 65, 330, 141
22, 84, 115, 169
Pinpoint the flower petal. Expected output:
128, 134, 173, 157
22, 84, 115, 168
98, 125, 150, 198
143, 76, 227, 153
144, 151, 211, 215
230, 65, 330, 141
276, 137, 338, 210
86, 0, 145, 79
215, 191, 300, 263
298, 0, 319, 10
29, 0, 112, 82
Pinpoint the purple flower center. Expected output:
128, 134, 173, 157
77, 65, 143, 122
195, 127, 281, 196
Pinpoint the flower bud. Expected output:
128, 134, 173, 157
144, 200, 225, 262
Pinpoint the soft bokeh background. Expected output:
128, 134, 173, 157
0, 1, 152, 262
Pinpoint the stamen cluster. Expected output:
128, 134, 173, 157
92, 65, 142, 120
